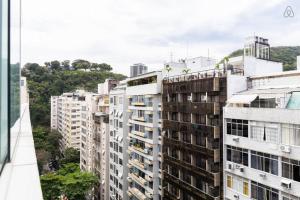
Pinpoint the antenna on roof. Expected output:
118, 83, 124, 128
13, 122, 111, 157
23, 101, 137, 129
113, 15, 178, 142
207, 48, 210, 61
186, 41, 189, 59
170, 52, 173, 62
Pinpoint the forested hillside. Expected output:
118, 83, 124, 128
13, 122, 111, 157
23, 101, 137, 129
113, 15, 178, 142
228, 46, 300, 71
22, 60, 126, 127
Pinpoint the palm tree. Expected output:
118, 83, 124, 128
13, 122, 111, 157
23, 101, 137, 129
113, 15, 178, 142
165, 64, 172, 77
182, 68, 191, 74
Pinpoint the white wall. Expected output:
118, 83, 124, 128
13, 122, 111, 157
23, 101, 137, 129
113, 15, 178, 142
244, 56, 282, 76
227, 74, 247, 99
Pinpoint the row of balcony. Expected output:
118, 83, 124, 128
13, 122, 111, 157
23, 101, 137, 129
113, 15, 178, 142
163, 102, 220, 115
163, 137, 220, 162
163, 77, 222, 94
163, 120, 220, 139
163, 172, 219, 200
163, 154, 220, 186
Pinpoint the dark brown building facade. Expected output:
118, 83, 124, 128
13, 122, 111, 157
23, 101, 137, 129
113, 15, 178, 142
162, 71, 227, 200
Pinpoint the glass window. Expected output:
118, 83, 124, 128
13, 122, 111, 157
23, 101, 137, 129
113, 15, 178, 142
251, 150, 278, 175
251, 181, 279, 200
282, 124, 300, 146
282, 157, 300, 182
250, 121, 278, 143
0, 0, 9, 171
227, 174, 249, 196
226, 145, 248, 166
226, 119, 248, 137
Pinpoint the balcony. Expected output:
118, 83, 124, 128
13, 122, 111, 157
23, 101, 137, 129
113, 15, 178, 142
163, 153, 220, 186
0, 103, 43, 200
128, 187, 147, 200
163, 172, 219, 200
129, 173, 147, 186
130, 159, 145, 170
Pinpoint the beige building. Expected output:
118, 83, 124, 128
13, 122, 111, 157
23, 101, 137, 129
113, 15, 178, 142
51, 90, 85, 152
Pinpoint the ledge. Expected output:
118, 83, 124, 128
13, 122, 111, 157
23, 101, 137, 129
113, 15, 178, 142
0, 103, 43, 200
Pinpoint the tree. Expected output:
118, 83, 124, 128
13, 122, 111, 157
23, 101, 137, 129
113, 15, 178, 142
165, 64, 172, 77
98, 63, 112, 71
41, 163, 97, 200
62, 60, 70, 70
60, 148, 80, 166
72, 59, 91, 71
40, 173, 63, 200
182, 68, 191, 74
50, 60, 61, 71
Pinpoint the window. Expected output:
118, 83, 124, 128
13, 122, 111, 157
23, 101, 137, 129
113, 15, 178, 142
282, 193, 300, 200
282, 124, 300, 146
227, 119, 248, 137
282, 157, 300, 182
250, 121, 278, 143
227, 145, 248, 166
226, 174, 249, 196
251, 151, 278, 175
251, 181, 279, 200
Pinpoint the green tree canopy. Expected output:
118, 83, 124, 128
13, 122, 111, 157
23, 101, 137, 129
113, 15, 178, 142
41, 163, 97, 200
60, 148, 80, 166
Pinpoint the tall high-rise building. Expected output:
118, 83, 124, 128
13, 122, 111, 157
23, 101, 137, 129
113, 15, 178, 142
130, 63, 148, 77
224, 71, 300, 200
109, 80, 129, 200
162, 69, 228, 200
51, 96, 59, 130
51, 91, 86, 152
126, 71, 163, 200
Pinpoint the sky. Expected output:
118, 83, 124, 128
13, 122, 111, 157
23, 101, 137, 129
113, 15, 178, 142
22, 0, 300, 75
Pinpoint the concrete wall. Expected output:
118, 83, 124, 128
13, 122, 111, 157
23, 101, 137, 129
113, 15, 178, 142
244, 56, 282, 76
227, 74, 247, 99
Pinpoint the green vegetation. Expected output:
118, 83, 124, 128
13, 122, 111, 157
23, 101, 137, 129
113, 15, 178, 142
59, 148, 80, 166
228, 46, 300, 71
22, 60, 126, 199
22, 60, 125, 127
41, 163, 97, 200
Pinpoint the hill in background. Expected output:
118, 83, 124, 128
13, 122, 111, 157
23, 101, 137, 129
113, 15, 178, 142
228, 46, 300, 71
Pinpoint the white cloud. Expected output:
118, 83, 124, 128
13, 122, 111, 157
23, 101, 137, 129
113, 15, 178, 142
22, 0, 299, 75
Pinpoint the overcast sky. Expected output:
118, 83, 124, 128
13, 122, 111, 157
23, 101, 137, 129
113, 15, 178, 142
22, 0, 300, 75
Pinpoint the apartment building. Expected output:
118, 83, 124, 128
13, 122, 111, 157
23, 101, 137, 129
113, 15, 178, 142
162, 69, 228, 200
93, 79, 118, 200
126, 71, 163, 200
109, 81, 128, 200
51, 96, 58, 130
80, 93, 100, 172
224, 71, 300, 200
161, 36, 285, 200
51, 91, 85, 152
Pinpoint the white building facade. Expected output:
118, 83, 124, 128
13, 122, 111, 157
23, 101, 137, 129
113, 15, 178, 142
126, 71, 163, 200
109, 81, 129, 200
224, 71, 300, 200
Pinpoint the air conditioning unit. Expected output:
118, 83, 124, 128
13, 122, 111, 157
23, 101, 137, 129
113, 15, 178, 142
228, 163, 233, 170
280, 145, 291, 153
187, 96, 192, 101
259, 173, 267, 178
233, 194, 239, 199
232, 136, 239, 142
281, 179, 292, 189
239, 167, 245, 173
